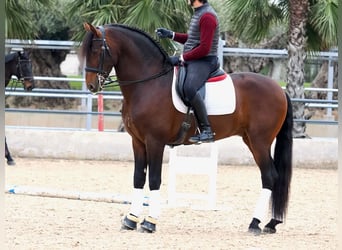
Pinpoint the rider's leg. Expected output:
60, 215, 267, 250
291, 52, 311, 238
188, 91, 214, 143
183, 58, 217, 143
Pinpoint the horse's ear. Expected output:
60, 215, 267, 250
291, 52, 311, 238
83, 22, 101, 37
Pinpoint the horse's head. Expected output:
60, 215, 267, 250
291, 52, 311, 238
17, 51, 34, 91
82, 23, 115, 93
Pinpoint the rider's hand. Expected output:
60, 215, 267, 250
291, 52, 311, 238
155, 28, 174, 39
169, 56, 184, 66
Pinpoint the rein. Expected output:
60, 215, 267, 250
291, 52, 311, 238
85, 26, 173, 89
102, 66, 173, 88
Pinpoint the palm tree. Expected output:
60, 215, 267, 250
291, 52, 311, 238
286, 0, 309, 138
222, 0, 338, 137
67, 0, 191, 52
6, 0, 75, 108
5, 0, 52, 40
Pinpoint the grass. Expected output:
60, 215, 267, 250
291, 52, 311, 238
6, 75, 120, 91
65, 75, 121, 91
278, 81, 312, 88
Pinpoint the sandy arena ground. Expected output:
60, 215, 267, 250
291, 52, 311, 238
4, 158, 337, 250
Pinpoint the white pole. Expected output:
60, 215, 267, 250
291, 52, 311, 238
6, 185, 132, 204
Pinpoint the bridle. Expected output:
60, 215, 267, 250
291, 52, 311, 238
17, 55, 34, 82
84, 26, 112, 85
84, 26, 173, 90
7, 53, 34, 89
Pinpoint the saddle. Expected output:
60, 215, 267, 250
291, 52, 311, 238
169, 66, 235, 146
175, 66, 226, 106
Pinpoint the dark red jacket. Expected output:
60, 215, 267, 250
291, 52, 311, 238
173, 13, 218, 61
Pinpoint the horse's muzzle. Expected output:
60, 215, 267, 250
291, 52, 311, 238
88, 82, 99, 93
23, 79, 34, 91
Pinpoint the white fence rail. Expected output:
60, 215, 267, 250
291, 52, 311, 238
5, 39, 338, 130
5, 82, 338, 131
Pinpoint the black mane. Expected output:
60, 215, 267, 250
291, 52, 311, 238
5, 52, 29, 64
81, 23, 170, 62
108, 24, 170, 60
5, 53, 18, 64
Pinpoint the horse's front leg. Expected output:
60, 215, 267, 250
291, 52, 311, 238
5, 137, 15, 166
122, 139, 147, 231
139, 140, 165, 233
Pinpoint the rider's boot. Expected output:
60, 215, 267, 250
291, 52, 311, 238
188, 92, 214, 143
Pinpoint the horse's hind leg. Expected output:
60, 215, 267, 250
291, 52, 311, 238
5, 137, 15, 166
242, 135, 278, 234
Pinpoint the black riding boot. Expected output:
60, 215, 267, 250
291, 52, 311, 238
189, 92, 214, 143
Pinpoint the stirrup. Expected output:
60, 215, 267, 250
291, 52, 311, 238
189, 130, 214, 143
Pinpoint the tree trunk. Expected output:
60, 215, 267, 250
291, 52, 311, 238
222, 31, 287, 79
286, 0, 309, 138
7, 49, 76, 109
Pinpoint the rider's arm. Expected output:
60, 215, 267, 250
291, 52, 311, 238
182, 13, 217, 61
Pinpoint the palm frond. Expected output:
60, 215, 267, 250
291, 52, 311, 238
309, 0, 338, 49
223, 0, 284, 43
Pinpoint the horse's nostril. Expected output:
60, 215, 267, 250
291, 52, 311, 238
88, 83, 97, 92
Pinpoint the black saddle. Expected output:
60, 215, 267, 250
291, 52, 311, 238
175, 66, 225, 106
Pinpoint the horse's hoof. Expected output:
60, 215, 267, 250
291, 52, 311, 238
248, 226, 262, 235
263, 226, 276, 234
139, 217, 156, 233
248, 218, 261, 235
7, 160, 16, 166
263, 218, 281, 234
121, 214, 139, 230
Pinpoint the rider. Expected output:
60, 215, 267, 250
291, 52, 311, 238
156, 0, 219, 143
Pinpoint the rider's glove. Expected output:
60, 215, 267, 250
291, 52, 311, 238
169, 55, 184, 66
155, 28, 174, 39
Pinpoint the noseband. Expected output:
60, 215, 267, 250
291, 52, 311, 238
84, 26, 173, 90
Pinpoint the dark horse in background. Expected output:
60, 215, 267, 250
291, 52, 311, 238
82, 23, 293, 234
5, 51, 34, 165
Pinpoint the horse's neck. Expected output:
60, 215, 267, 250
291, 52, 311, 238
113, 31, 166, 77
118, 66, 173, 102
5, 62, 16, 86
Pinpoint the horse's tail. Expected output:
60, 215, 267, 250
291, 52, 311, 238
272, 93, 293, 221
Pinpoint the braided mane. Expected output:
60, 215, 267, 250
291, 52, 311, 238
108, 23, 170, 61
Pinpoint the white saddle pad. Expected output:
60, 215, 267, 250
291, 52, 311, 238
172, 69, 236, 115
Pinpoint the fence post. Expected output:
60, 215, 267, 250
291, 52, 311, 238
327, 58, 334, 117
218, 39, 225, 68
86, 94, 92, 130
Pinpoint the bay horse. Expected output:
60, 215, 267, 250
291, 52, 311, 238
82, 23, 293, 234
5, 51, 35, 165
